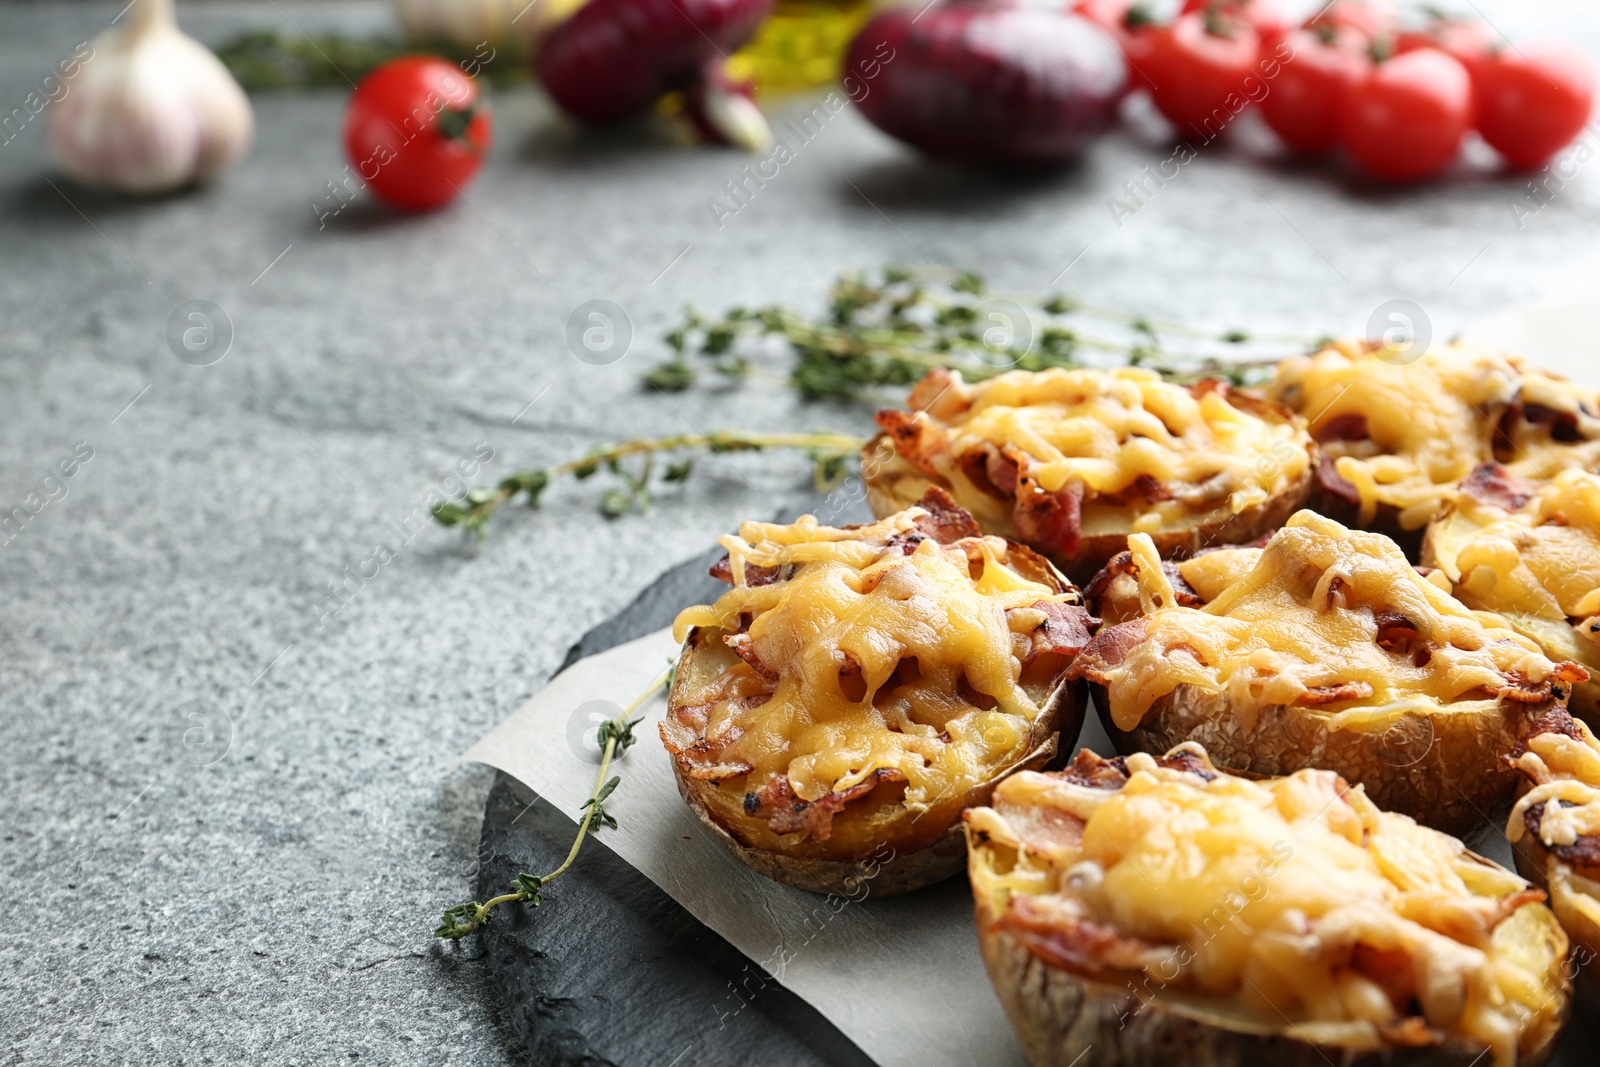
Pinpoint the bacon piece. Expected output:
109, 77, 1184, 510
1459, 462, 1536, 512
955, 445, 1022, 501
1350, 943, 1419, 1017
874, 408, 948, 479
1315, 453, 1361, 506
1496, 670, 1557, 705
1508, 709, 1586, 762
1296, 681, 1374, 705
1058, 748, 1132, 790
1026, 601, 1099, 659
1067, 618, 1150, 684
723, 633, 778, 681
907, 366, 963, 414
911, 486, 983, 543
1187, 378, 1232, 402
1315, 412, 1370, 444
1374, 610, 1420, 650
1013, 478, 1084, 562
708, 556, 780, 587
1523, 802, 1600, 871
1156, 748, 1218, 781
996, 897, 1169, 975
1523, 402, 1585, 443
743, 768, 902, 840
1084, 550, 1205, 610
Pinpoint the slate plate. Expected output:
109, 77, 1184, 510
476, 541, 1600, 1067
475, 543, 878, 1067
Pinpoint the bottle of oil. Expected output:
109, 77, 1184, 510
730, 0, 874, 93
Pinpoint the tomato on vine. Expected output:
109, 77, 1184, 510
1341, 48, 1473, 182
1475, 39, 1595, 169
1146, 11, 1261, 137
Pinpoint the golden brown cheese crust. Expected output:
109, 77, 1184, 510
863, 367, 1314, 582
966, 747, 1572, 1067
1069, 511, 1588, 834
1265, 342, 1600, 552
1424, 465, 1600, 730
663, 490, 1092, 893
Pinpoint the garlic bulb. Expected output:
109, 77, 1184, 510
392, 0, 548, 45
48, 0, 253, 196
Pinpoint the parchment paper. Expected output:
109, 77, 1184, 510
461, 627, 1033, 1067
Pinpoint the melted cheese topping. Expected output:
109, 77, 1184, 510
968, 751, 1566, 1067
916, 367, 1309, 531
1267, 342, 1600, 530
1101, 511, 1558, 733
1508, 725, 1600, 851
670, 508, 1077, 809
1432, 470, 1600, 670
1506, 724, 1600, 957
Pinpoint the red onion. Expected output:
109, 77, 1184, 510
538, 0, 774, 123
845, 0, 1126, 166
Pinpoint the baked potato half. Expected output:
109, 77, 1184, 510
1264, 341, 1600, 558
662, 488, 1094, 897
1506, 709, 1600, 1015
1070, 510, 1589, 835
863, 366, 1314, 584
1423, 464, 1600, 730
965, 745, 1572, 1067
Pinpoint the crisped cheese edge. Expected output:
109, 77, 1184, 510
970, 752, 1567, 1067
1267, 342, 1600, 530
670, 507, 1077, 808
1100, 510, 1557, 733
926, 366, 1309, 524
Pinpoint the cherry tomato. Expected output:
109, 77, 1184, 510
343, 56, 492, 212
1341, 48, 1472, 182
1147, 12, 1261, 137
1305, 0, 1395, 41
1181, 0, 1290, 48
1261, 28, 1371, 154
1395, 17, 1497, 89
1073, 0, 1159, 92
1476, 39, 1595, 170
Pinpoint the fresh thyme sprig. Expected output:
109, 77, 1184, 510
644, 266, 1317, 400
435, 660, 676, 941
432, 430, 863, 537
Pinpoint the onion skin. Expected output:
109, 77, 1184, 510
537, 0, 773, 123
846, 1, 1126, 167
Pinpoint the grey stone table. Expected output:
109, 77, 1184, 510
4, 1, 1600, 1064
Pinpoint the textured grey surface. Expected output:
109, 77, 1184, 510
3, 1, 1600, 1064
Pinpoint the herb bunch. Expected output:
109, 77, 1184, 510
644, 266, 1317, 401
214, 30, 533, 92
435, 662, 675, 940
432, 430, 863, 538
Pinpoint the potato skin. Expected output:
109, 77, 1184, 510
1512, 830, 1600, 1017
973, 891, 1568, 1067
862, 436, 1313, 586
1091, 682, 1553, 837
668, 630, 1086, 897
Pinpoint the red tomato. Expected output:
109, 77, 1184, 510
1341, 49, 1472, 181
1074, 0, 1159, 91
1261, 28, 1371, 154
1305, 0, 1395, 42
1147, 12, 1261, 137
1476, 39, 1595, 169
1181, 0, 1290, 48
1395, 18, 1496, 88
343, 57, 492, 212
